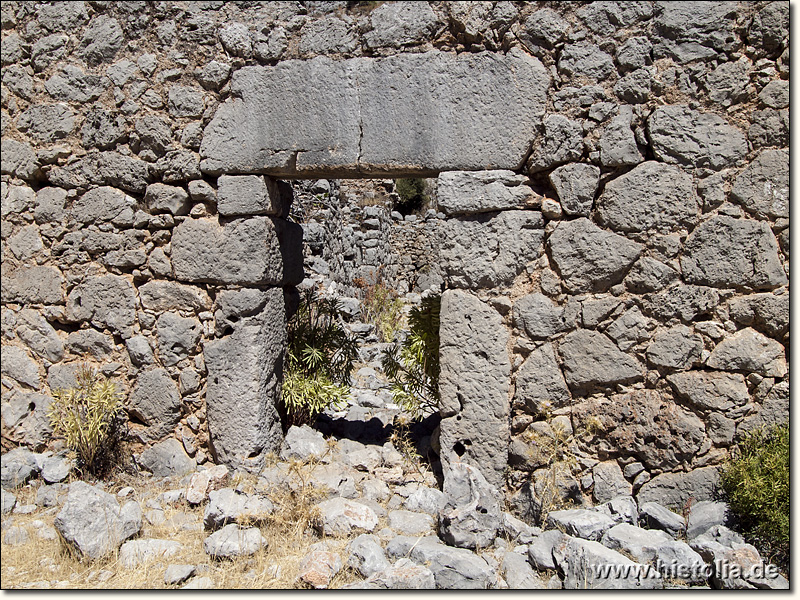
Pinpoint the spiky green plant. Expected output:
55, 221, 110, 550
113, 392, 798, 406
47, 364, 124, 476
281, 289, 358, 427
382, 294, 440, 420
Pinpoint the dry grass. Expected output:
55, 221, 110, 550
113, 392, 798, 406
1, 458, 381, 590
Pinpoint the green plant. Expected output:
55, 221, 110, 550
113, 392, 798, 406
354, 271, 405, 343
393, 178, 430, 215
281, 289, 358, 427
47, 365, 124, 476
382, 294, 440, 420
720, 422, 789, 567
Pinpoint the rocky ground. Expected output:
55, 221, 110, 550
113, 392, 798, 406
1, 319, 789, 590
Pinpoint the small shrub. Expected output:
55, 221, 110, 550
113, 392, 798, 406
47, 365, 124, 477
393, 178, 430, 215
281, 289, 358, 427
720, 422, 789, 566
354, 270, 405, 343
382, 294, 440, 419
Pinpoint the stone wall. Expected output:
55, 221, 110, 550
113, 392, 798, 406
1, 1, 789, 509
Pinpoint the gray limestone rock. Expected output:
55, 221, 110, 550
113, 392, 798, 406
599, 106, 643, 166
528, 114, 584, 172
513, 293, 571, 340
54, 481, 142, 560
298, 15, 359, 57
164, 564, 196, 586
172, 216, 303, 287
728, 292, 789, 339
79, 16, 124, 65
686, 501, 730, 540
558, 330, 643, 393
548, 163, 599, 217
196, 60, 232, 90
203, 289, 285, 472
65, 275, 136, 336
513, 342, 571, 414
706, 327, 786, 378
593, 496, 638, 526
655, 1, 738, 51
528, 529, 569, 570
605, 306, 652, 351
41, 455, 72, 484
128, 368, 181, 442
317, 498, 378, 536
546, 509, 617, 541
573, 390, 705, 472
731, 149, 789, 220
144, 184, 191, 216
439, 462, 502, 550
437, 170, 536, 216
648, 106, 747, 171
364, 558, 435, 589
592, 462, 631, 504
758, 80, 789, 109
1, 266, 64, 306
646, 326, 703, 370
71, 186, 136, 225
203, 524, 267, 559
749, 1, 788, 56
279, 425, 328, 461
388, 510, 435, 536
553, 536, 663, 589
667, 371, 749, 413
438, 290, 510, 490
641, 284, 720, 323
558, 43, 615, 81
501, 551, 546, 589
44, 65, 107, 103
126, 336, 155, 368
135, 115, 172, 157
203, 488, 273, 530
17, 104, 75, 143
156, 312, 202, 366
440, 210, 544, 289
681, 216, 786, 290
137, 438, 195, 478
34, 187, 67, 224
616, 36, 652, 72
1, 488, 16, 515
139, 281, 211, 313
625, 257, 679, 293
200, 50, 548, 176
520, 8, 568, 48
7, 224, 43, 261
168, 86, 205, 118
748, 108, 789, 148
1, 448, 40, 489
81, 108, 126, 151
364, 1, 441, 49
213, 288, 271, 336
217, 174, 292, 218
706, 58, 752, 107
347, 533, 390, 578
119, 539, 182, 569
636, 467, 720, 509
1, 140, 40, 180
598, 161, 699, 233
219, 22, 253, 58
548, 218, 642, 293
15, 309, 64, 363
638, 502, 686, 538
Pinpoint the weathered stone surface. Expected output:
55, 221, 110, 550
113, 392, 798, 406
165, 564, 196, 586
705, 58, 752, 107
41, 455, 72, 484
15, 309, 64, 363
706, 327, 786, 378
547, 509, 617, 541
548, 218, 642, 293
654, 1, 738, 51
440, 210, 544, 289
156, 312, 202, 366
681, 216, 786, 290
65, 329, 114, 358
280, 425, 328, 461
137, 438, 195, 478
200, 50, 549, 176
686, 501, 730, 540
513, 293, 571, 340
2, 390, 52, 445
599, 106, 643, 166
54, 481, 142, 560
203, 488, 273, 530
549, 163, 599, 217
1, 488, 16, 515
605, 306, 652, 351
172, 217, 303, 286
138, 281, 211, 313
592, 462, 631, 503
520, 8, 568, 47
439, 290, 510, 490
528, 529, 569, 571
185, 464, 229, 505
558, 330, 643, 393
437, 170, 536, 216
298, 14, 358, 56
574, 390, 705, 471
667, 371, 749, 413
17, 104, 74, 143
638, 502, 685, 538
65, 275, 136, 337
388, 509, 435, 536
1, 448, 40, 489
2, 184, 36, 217
758, 80, 789, 109
34, 187, 67, 224
119, 539, 182, 569
513, 342, 571, 414
527, 114, 584, 172
347, 533, 390, 578
213, 288, 271, 335
646, 325, 703, 370
72, 187, 135, 225
728, 292, 789, 339
144, 184, 191, 216
44, 64, 108, 103
625, 257, 679, 294
365, 558, 436, 589
297, 549, 343, 589
593, 496, 638, 527
79, 15, 123, 65
641, 284, 720, 323
364, 1, 440, 49
748, 107, 789, 148
439, 462, 501, 550
216, 175, 292, 218
126, 336, 155, 368
648, 106, 748, 170
730, 149, 788, 220
203, 524, 267, 559
553, 536, 663, 589
128, 369, 181, 442
204, 289, 285, 472
1, 140, 40, 180
501, 551, 546, 589
317, 498, 378, 536
636, 467, 720, 509
598, 162, 699, 233
1, 266, 64, 305
558, 43, 615, 81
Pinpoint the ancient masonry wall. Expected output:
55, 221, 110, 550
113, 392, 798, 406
1, 2, 788, 511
